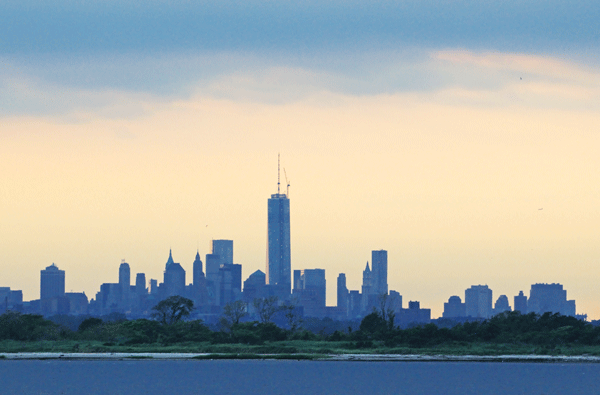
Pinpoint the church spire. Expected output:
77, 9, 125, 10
364, 261, 370, 272
166, 249, 174, 268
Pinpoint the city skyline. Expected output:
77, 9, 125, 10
1, 1, 599, 320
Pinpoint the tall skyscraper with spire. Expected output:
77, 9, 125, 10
266, 155, 291, 298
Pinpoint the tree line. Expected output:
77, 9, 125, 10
1, 295, 600, 348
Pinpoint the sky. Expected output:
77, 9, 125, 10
1, 0, 600, 319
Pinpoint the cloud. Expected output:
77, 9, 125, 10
1, 0, 598, 54
1, 48, 599, 119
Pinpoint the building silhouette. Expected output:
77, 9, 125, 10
211, 240, 233, 265
528, 283, 576, 316
119, 261, 131, 309
243, 270, 267, 302
443, 296, 466, 318
0, 287, 23, 313
40, 263, 65, 300
361, 262, 377, 313
514, 290, 527, 313
493, 295, 511, 315
266, 160, 291, 299
293, 269, 326, 318
465, 285, 493, 319
371, 250, 388, 295
163, 250, 186, 298
40, 263, 68, 315
397, 300, 431, 327
337, 273, 349, 317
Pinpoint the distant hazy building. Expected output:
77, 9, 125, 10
361, 262, 378, 313
514, 290, 528, 314
192, 251, 205, 287
211, 240, 233, 265
337, 273, 349, 316
40, 263, 65, 300
119, 261, 131, 309
0, 287, 23, 312
528, 283, 576, 316
443, 296, 466, 318
397, 301, 431, 327
66, 292, 88, 315
191, 252, 208, 305
465, 285, 493, 319
243, 270, 267, 302
493, 295, 511, 315
348, 290, 363, 319
371, 250, 388, 295
388, 290, 402, 314
293, 269, 326, 318
163, 250, 186, 298
205, 253, 221, 303
266, 162, 291, 298
135, 273, 147, 295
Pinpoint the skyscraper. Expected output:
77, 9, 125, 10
266, 157, 291, 298
465, 285, 493, 318
40, 263, 65, 300
211, 240, 233, 265
119, 260, 130, 307
371, 250, 388, 295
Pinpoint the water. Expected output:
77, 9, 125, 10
1, 360, 599, 394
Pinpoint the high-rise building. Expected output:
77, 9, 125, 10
361, 262, 377, 313
163, 250, 186, 298
243, 270, 266, 302
40, 263, 65, 300
371, 250, 388, 295
135, 273, 147, 295
211, 240, 233, 265
193, 251, 205, 287
119, 261, 130, 307
337, 273, 349, 314
514, 290, 527, 313
266, 158, 291, 298
465, 285, 493, 319
293, 269, 326, 317
527, 283, 576, 316
493, 295, 511, 315
443, 296, 466, 318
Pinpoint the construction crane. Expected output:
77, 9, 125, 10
284, 168, 290, 197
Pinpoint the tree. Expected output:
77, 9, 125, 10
378, 294, 396, 331
220, 300, 248, 330
151, 296, 194, 325
253, 296, 280, 324
280, 300, 303, 333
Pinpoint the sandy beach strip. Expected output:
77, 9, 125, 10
1, 353, 600, 362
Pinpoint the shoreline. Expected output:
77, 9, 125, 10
2, 352, 600, 363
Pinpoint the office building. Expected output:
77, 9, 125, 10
528, 283, 576, 316
119, 261, 131, 308
40, 263, 65, 300
211, 240, 233, 265
493, 295, 511, 315
163, 250, 186, 298
443, 295, 466, 318
372, 250, 388, 295
293, 269, 326, 317
465, 285, 493, 319
266, 160, 291, 298
514, 290, 527, 313
337, 273, 349, 316
243, 270, 267, 302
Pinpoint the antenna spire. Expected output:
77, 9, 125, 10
277, 153, 280, 194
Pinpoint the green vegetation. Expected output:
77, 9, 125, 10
2, 303, 600, 357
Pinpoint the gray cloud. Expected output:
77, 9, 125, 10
1, 0, 599, 117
